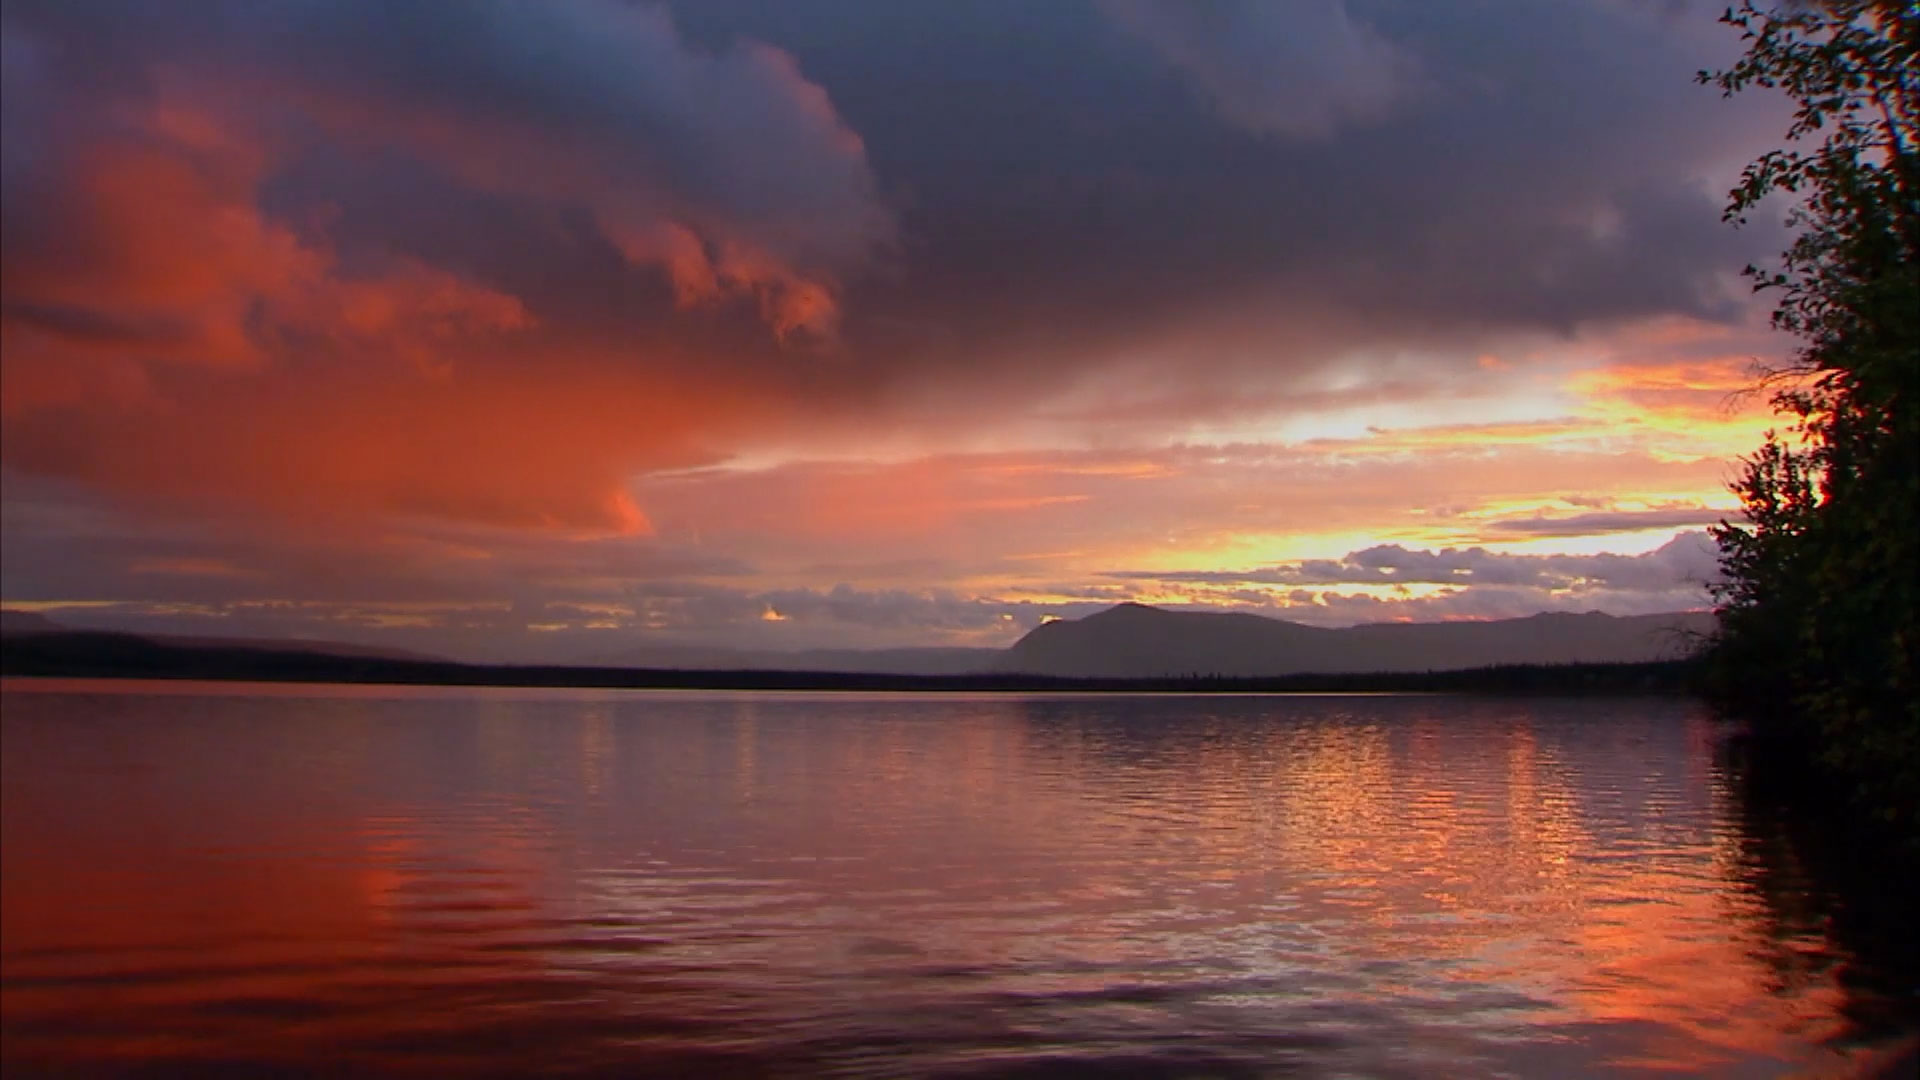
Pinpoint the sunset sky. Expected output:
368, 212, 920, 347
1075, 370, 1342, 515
0, 0, 1799, 661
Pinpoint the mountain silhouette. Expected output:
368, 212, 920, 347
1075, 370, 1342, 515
3, 602, 1714, 681
0, 612, 442, 663
0, 610, 65, 637
994, 603, 1712, 678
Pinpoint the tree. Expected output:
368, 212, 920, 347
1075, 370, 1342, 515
1698, 1, 1919, 830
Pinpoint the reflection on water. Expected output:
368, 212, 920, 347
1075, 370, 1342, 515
0, 681, 1911, 1077
1718, 738, 1920, 1051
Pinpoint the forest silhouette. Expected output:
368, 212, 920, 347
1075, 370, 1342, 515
1695, 1, 1919, 838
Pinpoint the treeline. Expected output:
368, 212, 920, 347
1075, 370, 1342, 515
1696, 3, 1917, 835
0, 631, 1700, 695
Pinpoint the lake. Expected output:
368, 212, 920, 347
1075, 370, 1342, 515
1, 680, 1912, 1077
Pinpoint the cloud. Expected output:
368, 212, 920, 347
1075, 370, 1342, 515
604, 0, 1787, 462
4, 1, 889, 339
1262, 581, 1711, 624
5, 525, 1721, 659
1486, 507, 1731, 536
1111, 530, 1724, 593
2, 0, 1787, 489
1, 2, 1790, 656
1, 0, 892, 530
0, 471, 751, 610
1101, 0, 1414, 138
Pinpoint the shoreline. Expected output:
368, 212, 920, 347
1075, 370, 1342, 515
1, 632, 1701, 697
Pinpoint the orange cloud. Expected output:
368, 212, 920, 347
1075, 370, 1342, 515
605, 221, 843, 344
5, 355, 779, 533
623, 435, 1744, 599
197, 3, 887, 346
1, 122, 316, 383
0, 97, 802, 536
1, 99, 534, 387
605, 491, 655, 539
0, 0, 911, 547
1570, 356, 1765, 414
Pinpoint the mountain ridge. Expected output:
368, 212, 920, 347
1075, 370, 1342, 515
3, 603, 1714, 678
995, 603, 1712, 679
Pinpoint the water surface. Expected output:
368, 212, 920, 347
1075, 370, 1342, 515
0, 681, 1905, 1077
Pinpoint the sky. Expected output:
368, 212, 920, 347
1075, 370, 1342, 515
0, 0, 1802, 661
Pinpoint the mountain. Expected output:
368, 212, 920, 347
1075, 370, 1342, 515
0, 612, 987, 674
0, 610, 65, 637
994, 603, 1713, 679
4, 603, 1715, 683
0, 614, 443, 664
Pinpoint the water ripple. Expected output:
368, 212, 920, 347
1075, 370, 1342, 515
3, 685, 1909, 1077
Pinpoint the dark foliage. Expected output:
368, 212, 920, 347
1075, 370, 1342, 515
1698, 1, 1919, 832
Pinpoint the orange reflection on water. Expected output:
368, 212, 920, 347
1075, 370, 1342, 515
0, 682, 1897, 1077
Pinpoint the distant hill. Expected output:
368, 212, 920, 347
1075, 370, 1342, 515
2, 603, 1716, 686
994, 603, 1714, 679
0, 612, 442, 663
0, 610, 65, 637
1, 613, 986, 674
0, 628, 1701, 695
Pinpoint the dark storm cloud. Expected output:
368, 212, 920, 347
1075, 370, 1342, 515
1, 0, 1788, 652
3, 0, 1786, 455
4, 0, 891, 251
0, 0, 900, 529
670, 0, 1784, 403
1100, 0, 1416, 138
2, 0, 889, 350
